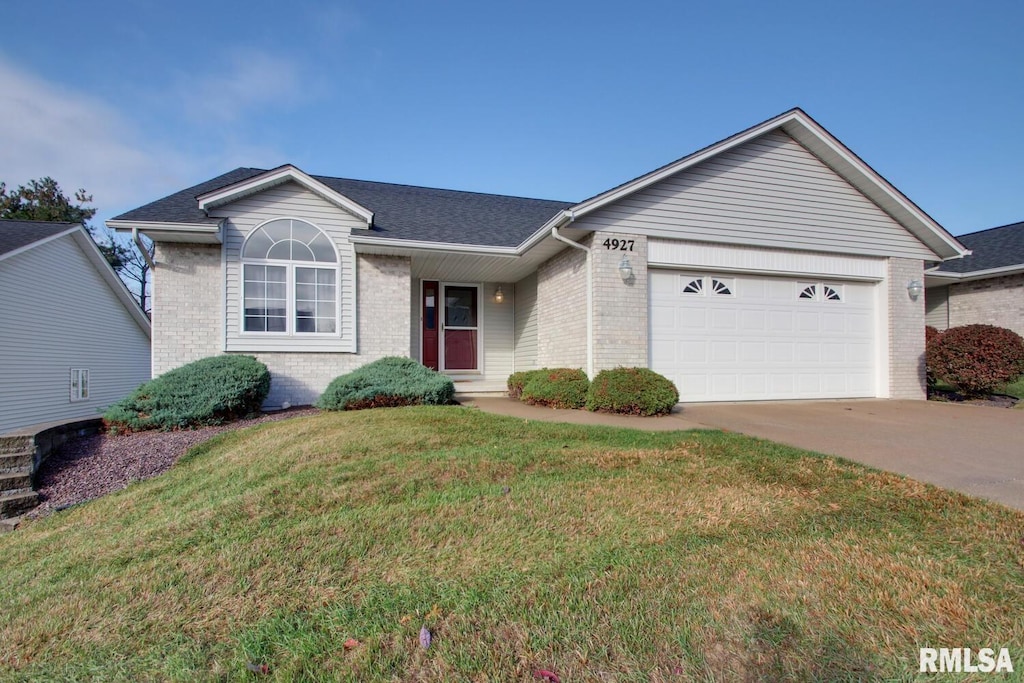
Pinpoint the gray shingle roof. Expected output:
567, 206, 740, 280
0, 219, 79, 257
112, 168, 574, 248
934, 221, 1024, 274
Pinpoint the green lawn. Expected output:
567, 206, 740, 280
1000, 377, 1024, 400
1, 407, 1021, 681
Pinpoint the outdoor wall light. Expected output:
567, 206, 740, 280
494, 285, 504, 303
618, 256, 633, 282
907, 280, 924, 300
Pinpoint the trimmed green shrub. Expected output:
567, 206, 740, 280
520, 368, 589, 409
316, 357, 454, 410
586, 367, 679, 416
104, 355, 270, 432
926, 324, 1024, 397
507, 369, 547, 400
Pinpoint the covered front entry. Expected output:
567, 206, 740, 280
421, 281, 480, 372
649, 269, 878, 402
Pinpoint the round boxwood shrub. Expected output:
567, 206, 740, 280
507, 369, 547, 400
104, 355, 271, 432
926, 324, 1024, 397
585, 367, 679, 416
316, 357, 454, 410
520, 368, 589, 409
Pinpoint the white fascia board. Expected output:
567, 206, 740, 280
350, 235, 519, 258
560, 108, 969, 262
68, 228, 152, 336
781, 113, 969, 261
107, 219, 222, 234
0, 226, 79, 264
195, 165, 374, 227
566, 111, 802, 218
515, 209, 575, 252
924, 263, 1024, 283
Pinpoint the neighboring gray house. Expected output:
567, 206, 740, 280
109, 108, 968, 407
925, 221, 1024, 336
0, 220, 151, 434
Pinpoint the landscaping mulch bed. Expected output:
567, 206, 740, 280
27, 407, 319, 519
927, 388, 1019, 408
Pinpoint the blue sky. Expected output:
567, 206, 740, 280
1, 0, 1021, 237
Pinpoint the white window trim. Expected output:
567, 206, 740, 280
70, 368, 90, 402
239, 218, 342, 338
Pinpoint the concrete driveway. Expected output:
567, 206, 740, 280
680, 400, 1024, 511
465, 397, 1024, 511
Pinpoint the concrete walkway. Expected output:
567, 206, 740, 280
463, 397, 1024, 511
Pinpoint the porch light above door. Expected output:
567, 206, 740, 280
494, 285, 504, 303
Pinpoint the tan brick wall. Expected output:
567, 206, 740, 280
591, 233, 648, 371
153, 246, 411, 408
536, 243, 587, 369
948, 273, 1024, 337
888, 258, 926, 399
152, 243, 222, 376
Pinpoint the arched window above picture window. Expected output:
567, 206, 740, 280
242, 218, 337, 263
241, 219, 339, 335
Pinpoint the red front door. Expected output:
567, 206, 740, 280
422, 281, 439, 370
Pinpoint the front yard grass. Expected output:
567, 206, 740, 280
999, 376, 1024, 400
0, 407, 1021, 681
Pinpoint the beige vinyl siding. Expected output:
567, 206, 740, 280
925, 286, 949, 330
513, 272, 538, 371
480, 282, 514, 383
216, 181, 360, 353
577, 130, 934, 260
0, 235, 150, 433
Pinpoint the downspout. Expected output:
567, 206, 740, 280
132, 228, 156, 270
551, 211, 594, 379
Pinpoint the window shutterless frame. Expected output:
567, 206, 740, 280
239, 218, 341, 337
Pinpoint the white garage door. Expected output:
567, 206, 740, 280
650, 270, 877, 402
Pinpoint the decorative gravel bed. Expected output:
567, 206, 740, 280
27, 407, 320, 519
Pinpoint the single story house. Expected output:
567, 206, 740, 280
0, 220, 151, 434
109, 108, 968, 408
925, 220, 1024, 336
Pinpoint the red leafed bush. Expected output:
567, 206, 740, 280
925, 325, 942, 346
925, 324, 1024, 396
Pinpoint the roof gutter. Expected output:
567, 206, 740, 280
925, 262, 1024, 284
550, 210, 594, 379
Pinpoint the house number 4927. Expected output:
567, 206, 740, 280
602, 238, 634, 251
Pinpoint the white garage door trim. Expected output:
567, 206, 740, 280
650, 268, 884, 402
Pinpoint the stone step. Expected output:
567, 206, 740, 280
0, 435, 33, 455
0, 490, 39, 519
0, 451, 34, 474
0, 471, 32, 493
